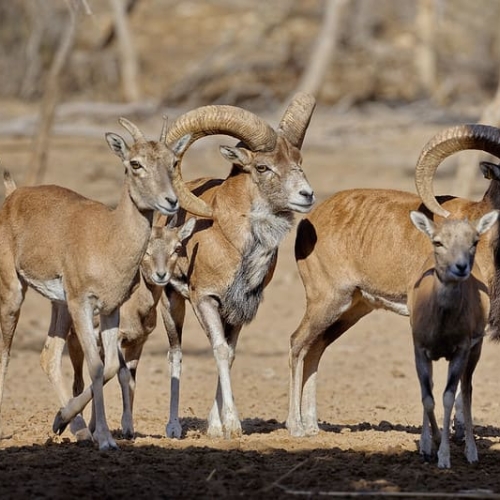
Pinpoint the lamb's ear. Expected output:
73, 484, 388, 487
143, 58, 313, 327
170, 134, 191, 157
410, 210, 435, 237
476, 210, 499, 235
105, 132, 129, 160
178, 217, 196, 242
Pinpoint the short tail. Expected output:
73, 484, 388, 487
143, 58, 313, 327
3, 170, 17, 197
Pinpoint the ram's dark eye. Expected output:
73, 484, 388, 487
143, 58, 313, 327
433, 240, 443, 248
130, 160, 142, 170
175, 245, 182, 254
255, 164, 268, 173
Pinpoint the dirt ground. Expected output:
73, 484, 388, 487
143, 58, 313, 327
1, 102, 500, 499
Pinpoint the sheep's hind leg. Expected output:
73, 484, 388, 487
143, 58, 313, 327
162, 290, 186, 439
119, 343, 144, 439
41, 305, 92, 442
0, 276, 25, 438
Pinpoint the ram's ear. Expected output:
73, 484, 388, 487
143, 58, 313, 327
410, 210, 435, 238
219, 145, 253, 167
105, 132, 129, 160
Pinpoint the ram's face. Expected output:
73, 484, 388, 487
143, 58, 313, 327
218, 136, 315, 213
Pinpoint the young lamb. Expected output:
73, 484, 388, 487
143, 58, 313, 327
408, 209, 498, 468
40, 214, 196, 441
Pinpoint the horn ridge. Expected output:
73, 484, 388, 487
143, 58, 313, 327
415, 124, 500, 218
278, 92, 316, 150
165, 105, 277, 152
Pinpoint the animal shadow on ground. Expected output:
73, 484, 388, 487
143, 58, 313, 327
2, 439, 500, 499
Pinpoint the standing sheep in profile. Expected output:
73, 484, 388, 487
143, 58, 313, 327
408, 209, 498, 468
0, 117, 211, 450
286, 124, 500, 439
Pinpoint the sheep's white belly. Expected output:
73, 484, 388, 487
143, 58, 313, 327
20, 273, 66, 302
360, 290, 409, 316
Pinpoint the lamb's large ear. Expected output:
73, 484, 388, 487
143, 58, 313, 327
178, 217, 197, 242
476, 210, 499, 235
170, 134, 191, 157
410, 210, 435, 238
105, 132, 129, 160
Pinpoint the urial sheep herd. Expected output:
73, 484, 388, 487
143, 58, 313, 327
1, 93, 500, 468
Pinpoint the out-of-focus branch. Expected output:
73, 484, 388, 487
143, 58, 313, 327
25, 0, 81, 186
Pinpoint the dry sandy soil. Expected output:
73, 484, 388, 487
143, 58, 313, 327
1, 102, 500, 499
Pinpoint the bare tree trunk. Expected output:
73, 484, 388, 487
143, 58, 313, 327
109, 0, 140, 102
415, 0, 437, 97
453, 77, 500, 197
289, 0, 350, 99
24, 1, 80, 186
99, 0, 139, 49
19, 0, 48, 99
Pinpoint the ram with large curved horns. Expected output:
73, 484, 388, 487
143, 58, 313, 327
287, 124, 500, 439
158, 92, 316, 439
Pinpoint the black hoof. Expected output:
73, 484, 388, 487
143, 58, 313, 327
122, 430, 135, 440
453, 423, 465, 443
53, 410, 69, 435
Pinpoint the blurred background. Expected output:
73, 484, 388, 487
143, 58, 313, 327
2, 0, 500, 195
1, 0, 500, 109
0, 0, 500, 110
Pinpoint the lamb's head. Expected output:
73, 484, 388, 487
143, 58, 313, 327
410, 210, 499, 283
140, 216, 196, 286
105, 117, 211, 217
164, 92, 317, 215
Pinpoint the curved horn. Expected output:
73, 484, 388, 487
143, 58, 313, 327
277, 92, 316, 149
159, 115, 168, 143
415, 124, 500, 218
165, 105, 277, 152
118, 117, 146, 142
165, 105, 277, 218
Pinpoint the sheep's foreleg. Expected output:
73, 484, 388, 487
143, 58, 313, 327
207, 322, 242, 439
162, 290, 186, 439
438, 345, 469, 468
453, 386, 465, 441
53, 305, 120, 450
415, 346, 439, 461
195, 297, 242, 439
460, 339, 482, 464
